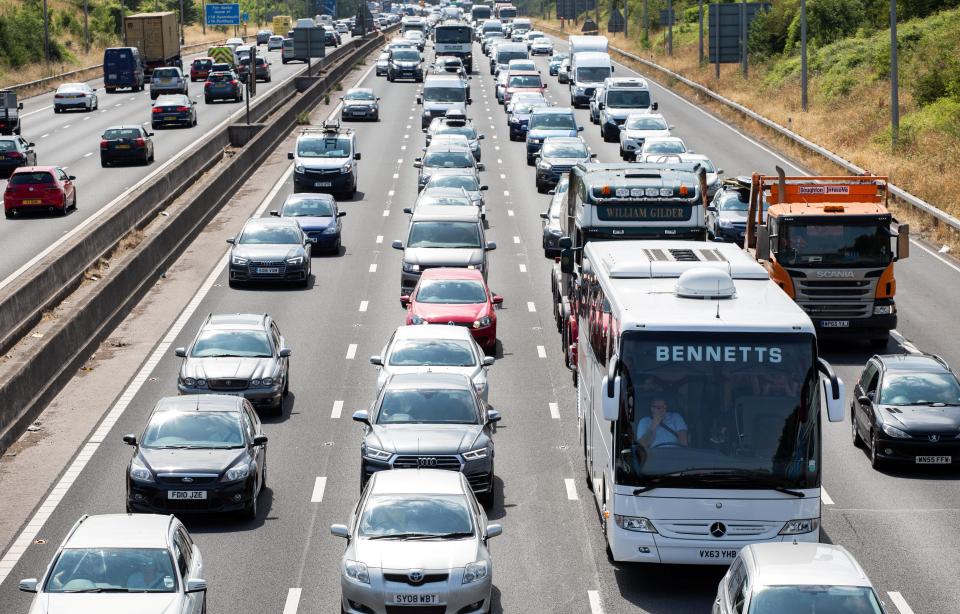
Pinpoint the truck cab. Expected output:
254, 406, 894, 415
744, 170, 909, 348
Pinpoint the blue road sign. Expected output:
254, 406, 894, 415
323, 0, 337, 18
205, 3, 241, 26
242, 12, 249, 22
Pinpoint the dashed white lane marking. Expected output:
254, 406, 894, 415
282, 588, 302, 614
129, 96, 136, 101
115, 103, 122, 107
549, 402, 560, 419
311, 477, 327, 503
565, 478, 578, 500
345, 344, 358, 360
403, 134, 409, 139
392, 173, 399, 179
369, 263, 377, 273
588, 590, 604, 614
887, 592, 915, 614
383, 209, 390, 216
503, 190, 509, 196
494, 145, 500, 150
376, 235, 383, 244
388, 189, 395, 196
359, 301, 369, 312
83, 116, 91, 121
331, 400, 344, 419
397, 158, 403, 163
821, 488, 834, 505
519, 263, 527, 273
492, 134, 498, 139
401, 145, 406, 150
497, 158, 502, 164
508, 209, 514, 216
527, 301, 536, 312
82, 152, 92, 158
405, 124, 411, 129
500, 173, 506, 179
41, 133, 49, 138
513, 236, 520, 244
537, 345, 546, 358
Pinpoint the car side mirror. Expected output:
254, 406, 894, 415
590, 153, 598, 158
122, 434, 137, 446
287, 152, 294, 160
354, 152, 361, 160
669, 124, 676, 130
352, 410, 370, 425
416, 96, 422, 104
480, 185, 489, 191
467, 98, 473, 104
279, 348, 292, 357
270, 210, 280, 216
540, 212, 549, 219
185, 579, 207, 593
485, 523, 503, 538
18, 103, 24, 110
403, 207, 413, 214
477, 163, 485, 171
717, 169, 724, 175
576, 126, 583, 132
400, 294, 411, 306
370, 355, 383, 366
253, 435, 268, 446
857, 395, 871, 405
652, 102, 659, 111
485, 241, 497, 251
492, 295, 504, 305
225, 238, 235, 244
330, 524, 350, 538
338, 211, 346, 217
174, 347, 187, 357
18, 579, 38, 593
487, 409, 501, 423
392, 240, 404, 250
482, 356, 495, 367
28, 142, 36, 147
706, 205, 717, 213
413, 161, 422, 168
67, 175, 76, 181
478, 134, 485, 140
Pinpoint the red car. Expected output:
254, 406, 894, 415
3, 166, 76, 218
503, 70, 545, 106
189, 57, 214, 82
402, 268, 503, 354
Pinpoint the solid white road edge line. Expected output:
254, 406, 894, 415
282, 588, 303, 614
588, 590, 604, 614
549, 402, 560, 419
331, 400, 344, 420
821, 488, 834, 505
564, 478, 578, 500
345, 344, 358, 360
311, 477, 327, 503
887, 592, 915, 614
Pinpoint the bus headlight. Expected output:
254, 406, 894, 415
779, 517, 819, 535
614, 515, 657, 533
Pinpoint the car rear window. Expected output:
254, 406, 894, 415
192, 59, 212, 68
0, 141, 17, 152
10, 172, 54, 185
104, 128, 142, 139
153, 68, 178, 78
208, 73, 232, 82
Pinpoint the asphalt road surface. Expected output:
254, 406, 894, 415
0, 36, 957, 614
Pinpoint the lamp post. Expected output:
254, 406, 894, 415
890, 0, 900, 148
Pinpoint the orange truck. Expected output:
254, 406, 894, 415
743, 168, 909, 348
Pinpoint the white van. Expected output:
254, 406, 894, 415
598, 77, 659, 141
417, 74, 471, 128
569, 51, 613, 107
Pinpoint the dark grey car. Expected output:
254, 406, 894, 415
227, 217, 312, 287
707, 177, 766, 243
540, 176, 567, 256
175, 313, 291, 415
339, 87, 380, 121
353, 372, 500, 505
534, 136, 594, 193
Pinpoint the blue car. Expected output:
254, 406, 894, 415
271, 192, 346, 254
508, 99, 548, 141
548, 53, 568, 76
525, 107, 582, 165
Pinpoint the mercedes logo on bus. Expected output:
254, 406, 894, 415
709, 522, 727, 538
418, 457, 438, 467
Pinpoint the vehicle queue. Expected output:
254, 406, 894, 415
8, 4, 958, 614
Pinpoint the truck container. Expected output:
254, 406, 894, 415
124, 12, 180, 75
272, 15, 293, 34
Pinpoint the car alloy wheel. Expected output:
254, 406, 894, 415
851, 413, 864, 448
870, 431, 883, 469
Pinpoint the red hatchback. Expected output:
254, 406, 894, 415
3, 166, 76, 218
190, 57, 214, 81
503, 70, 545, 105
402, 268, 503, 354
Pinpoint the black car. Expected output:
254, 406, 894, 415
852, 353, 960, 469
100, 125, 154, 166
204, 71, 243, 103
270, 192, 346, 254
707, 178, 759, 243
353, 372, 500, 505
387, 48, 423, 82
339, 88, 380, 121
0, 136, 37, 176
123, 395, 267, 519
151, 94, 197, 129
227, 217, 312, 288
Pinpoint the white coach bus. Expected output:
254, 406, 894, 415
575, 240, 845, 564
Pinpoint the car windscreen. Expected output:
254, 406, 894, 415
497, 51, 527, 63
283, 198, 334, 217
529, 113, 575, 130
407, 221, 481, 248
103, 128, 142, 140
879, 371, 960, 406
576, 66, 611, 82
297, 137, 352, 158
392, 50, 420, 61
358, 495, 473, 539
416, 279, 487, 304
426, 175, 480, 191
746, 585, 885, 614
423, 151, 474, 168
606, 89, 651, 108
10, 172, 54, 185
238, 224, 302, 244
644, 140, 685, 154
423, 87, 466, 103
542, 142, 587, 158
191, 330, 273, 358
141, 411, 246, 448
508, 74, 542, 88
717, 191, 751, 212
45, 548, 178, 593
388, 339, 477, 367
345, 90, 375, 100
436, 124, 477, 139
625, 116, 668, 131
377, 388, 479, 424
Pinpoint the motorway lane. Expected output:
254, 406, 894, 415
0, 40, 347, 283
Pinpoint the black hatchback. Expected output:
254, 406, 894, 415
151, 94, 197, 129
852, 353, 960, 469
0, 136, 37, 177
100, 125, 154, 166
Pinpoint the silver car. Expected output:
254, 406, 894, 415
371, 325, 494, 401
20, 513, 207, 614
149, 67, 188, 99
421, 174, 489, 219
331, 469, 502, 614
540, 176, 567, 257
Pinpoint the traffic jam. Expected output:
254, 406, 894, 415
1, 2, 955, 614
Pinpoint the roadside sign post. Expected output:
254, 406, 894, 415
697, 0, 704, 66
294, 26, 326, 77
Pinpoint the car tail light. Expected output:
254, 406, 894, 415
230, 80, 238, 86
6, 151, 22, 158
152, 107, 162, 113
176, 106, 189, 112
99, 139, 109, 149
135, 137, 146, 146
205, 82, 212, 88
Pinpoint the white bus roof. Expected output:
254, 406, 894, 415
586, 241, 816, 334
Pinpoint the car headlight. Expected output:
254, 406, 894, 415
779, 517, 819, 535
614, 515, 658, 532
718, 219, 734, 228
473, 316, 492, 328
410, 314, 425, 325
130, 457, 154, 483
462, 447, 489, 460
322, 225, 338, 234
473, 376, 487, 394
341, 163, 352, 173
402, 261, 419, 273
181, 376, 196, 387
294, 163, 304, 174
881, 423, 910, 439
363, 446, 392, 461
195, 378, 207, 387
251, 378, 262, 386
528, 138, 540, 144
538, 161, 553, 171
231, 255, 248, 266
344, 560, 370, 584
262, 377, 274, 386
224, 462, 251, 482
574, 87, 584, 93
874, 304, 896, 315
462, 560, 488, 584
286, 256, 304, 266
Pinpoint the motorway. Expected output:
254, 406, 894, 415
0, 38, 347, 284
0, 33, 959, 614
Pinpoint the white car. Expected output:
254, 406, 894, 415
53, 83, 98, 113
713, 543, 887, 614
619, 112, 673, 160
331, 469, 502, 614
530, 38, 554, 55
267, 34, 284, 50
637, 135, 688, 158
371, 324, 493, 401
19, 514, 207, 614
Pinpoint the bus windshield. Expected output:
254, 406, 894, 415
613, 331, 820, 490
777, 220, 893, 268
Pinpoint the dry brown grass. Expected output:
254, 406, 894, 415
536, 19, 960, 244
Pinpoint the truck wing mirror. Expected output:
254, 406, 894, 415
896, 223, 910, 260
755, 225, 770, 260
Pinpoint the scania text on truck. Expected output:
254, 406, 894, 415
575, 240, 844, 564
123, 12, 181, 75
743, 169, 909, 348
434, 21, 475, 72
